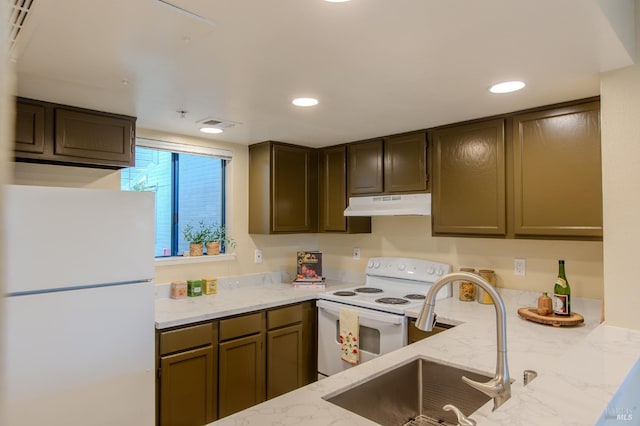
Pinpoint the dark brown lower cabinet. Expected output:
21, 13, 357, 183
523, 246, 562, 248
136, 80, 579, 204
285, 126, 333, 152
160, 347, 216, 426
301, 301, 317, 385
218, 333, 266, 418
267, 324, 303, 399
157, 322, 218, 426
157, 302, 317, 424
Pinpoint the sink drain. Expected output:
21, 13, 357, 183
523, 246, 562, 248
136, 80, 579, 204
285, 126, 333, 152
403, 415, 454, 426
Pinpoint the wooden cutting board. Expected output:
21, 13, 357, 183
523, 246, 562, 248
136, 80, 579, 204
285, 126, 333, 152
517, 307, 584, 327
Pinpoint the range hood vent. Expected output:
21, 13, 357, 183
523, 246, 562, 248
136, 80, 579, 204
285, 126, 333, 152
344, 193, 431, 217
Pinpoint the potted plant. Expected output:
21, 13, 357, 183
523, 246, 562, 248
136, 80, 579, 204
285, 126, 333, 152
182, 221, 213, 256
206, 224, 237, 255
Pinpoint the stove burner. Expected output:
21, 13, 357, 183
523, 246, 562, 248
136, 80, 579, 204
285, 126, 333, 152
405, 294, 426, 300
333, 291, 357, 296
375, 297, 410, 305
354, 287, 383, 294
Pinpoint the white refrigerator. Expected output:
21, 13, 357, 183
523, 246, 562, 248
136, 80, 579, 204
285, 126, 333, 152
2, 185, 156, 426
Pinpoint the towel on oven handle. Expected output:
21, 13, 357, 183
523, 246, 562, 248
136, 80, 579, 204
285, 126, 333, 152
339, 308, 359, 365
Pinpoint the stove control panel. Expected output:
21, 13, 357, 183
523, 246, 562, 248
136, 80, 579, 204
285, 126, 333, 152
365, 257, 452, 282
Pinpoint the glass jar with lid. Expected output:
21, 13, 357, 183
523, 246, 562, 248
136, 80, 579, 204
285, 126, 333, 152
458, 268, 476, 302
477, 269, 496, 305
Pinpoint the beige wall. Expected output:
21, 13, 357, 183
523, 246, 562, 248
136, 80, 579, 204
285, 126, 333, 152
11, 127, 605, 297
319, 217, 604, 299
600, 63, 640, 329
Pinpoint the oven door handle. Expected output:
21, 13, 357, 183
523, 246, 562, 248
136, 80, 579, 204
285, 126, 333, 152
317, 300, 405, 325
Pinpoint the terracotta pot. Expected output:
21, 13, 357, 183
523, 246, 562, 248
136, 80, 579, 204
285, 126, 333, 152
206, 241, 220, 255
189, 243, 203, 256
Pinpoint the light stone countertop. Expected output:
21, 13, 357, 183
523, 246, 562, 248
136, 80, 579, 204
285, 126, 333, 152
155, 275, 640, 425
155, 272, 358, 329
193, 286, 640, 426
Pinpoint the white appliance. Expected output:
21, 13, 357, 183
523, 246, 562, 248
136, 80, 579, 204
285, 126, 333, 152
2, 185, 156, 426
317, 257, 451, 377
343, 193, 431, 216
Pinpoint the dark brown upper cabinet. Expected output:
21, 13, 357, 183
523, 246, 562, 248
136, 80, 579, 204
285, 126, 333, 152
384, 132, 428, 193
348, 139, 384, 195
430, 98, 602, 240
431, 119, 506, 236
347, 131, 427, 196
15, 101, 45, 154
249, 141, 318, 234
512, 101, 602, 238
14, 97, 136, 169
319, 145, 371, 233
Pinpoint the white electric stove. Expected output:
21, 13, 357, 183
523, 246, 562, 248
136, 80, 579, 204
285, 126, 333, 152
318, 256, 453, 314
317, 257, 452, 377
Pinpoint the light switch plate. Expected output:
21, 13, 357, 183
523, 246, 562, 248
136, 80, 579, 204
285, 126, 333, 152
254, 249, 263, 264
353, 247, 361, 260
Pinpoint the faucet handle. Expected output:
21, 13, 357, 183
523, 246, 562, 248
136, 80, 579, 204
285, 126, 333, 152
443, 404, 476, 426
461, 376, 504, 399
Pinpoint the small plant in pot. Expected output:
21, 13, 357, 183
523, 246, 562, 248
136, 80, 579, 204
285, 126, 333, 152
182, 221, 213, 256
206, 224, 237, 255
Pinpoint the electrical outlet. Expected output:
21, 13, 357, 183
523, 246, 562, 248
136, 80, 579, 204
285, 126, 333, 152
353, 247, 361, 260
254, 249, 263, 264
514, 258, 526, 276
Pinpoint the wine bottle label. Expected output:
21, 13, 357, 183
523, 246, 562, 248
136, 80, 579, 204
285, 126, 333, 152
553, 294, 569, 315
555, 277, 567, 288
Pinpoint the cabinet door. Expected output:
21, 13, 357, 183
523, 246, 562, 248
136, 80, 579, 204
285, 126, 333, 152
159, 346, 216, 426
384, 132, 427, 193
319, 146, 371, 233
348, 140, 384, 195
513, 102, 602, 238
55, 108, 135, 167
218, 333, 265, 418
272, 144, 318, 233
266, 324, 303, 399
432, 120, 506, 236
14, 102, 45, 154
319, 146, 348, 232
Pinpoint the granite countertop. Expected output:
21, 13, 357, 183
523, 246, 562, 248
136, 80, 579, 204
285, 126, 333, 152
185, 284, 640, 426
155, 272, 357, 329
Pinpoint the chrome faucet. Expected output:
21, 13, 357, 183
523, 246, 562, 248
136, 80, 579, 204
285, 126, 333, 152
416, 272, 511, 410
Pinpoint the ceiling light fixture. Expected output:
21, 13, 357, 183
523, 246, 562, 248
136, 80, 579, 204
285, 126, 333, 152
292, 97, 319, 107
489, 81, 526, 94
200, 127, 223, 134
324, 0, 351, 2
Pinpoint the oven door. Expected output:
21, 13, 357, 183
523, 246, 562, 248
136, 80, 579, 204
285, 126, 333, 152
317, 299, 408, 377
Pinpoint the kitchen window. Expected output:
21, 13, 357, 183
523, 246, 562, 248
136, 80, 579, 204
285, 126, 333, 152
121, 138, 232, 257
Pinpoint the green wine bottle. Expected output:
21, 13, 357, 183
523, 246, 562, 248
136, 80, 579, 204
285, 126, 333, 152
553, 260, 571, 316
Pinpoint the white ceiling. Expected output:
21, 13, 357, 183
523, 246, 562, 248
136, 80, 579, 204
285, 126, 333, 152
12, 0, 636, 148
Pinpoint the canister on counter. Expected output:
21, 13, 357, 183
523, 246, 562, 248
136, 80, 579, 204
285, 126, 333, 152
170, 281, 187, 299
477, 269, 496, 305
203, 277, 218, 295
458, 268, 476, 302
187, 279, 203, 297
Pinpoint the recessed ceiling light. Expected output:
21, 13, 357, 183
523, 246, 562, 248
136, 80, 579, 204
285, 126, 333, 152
200, 127, 223, 134
292, 97, 319, 107
489, 81, 526, 94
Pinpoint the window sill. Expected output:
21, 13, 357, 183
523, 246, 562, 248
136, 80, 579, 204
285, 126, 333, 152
154, 253, 236, 267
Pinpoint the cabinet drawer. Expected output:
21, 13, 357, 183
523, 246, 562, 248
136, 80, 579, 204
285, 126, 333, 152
267, 304, 303, 330
220, 312, 265, 341
160, 323, 215, 355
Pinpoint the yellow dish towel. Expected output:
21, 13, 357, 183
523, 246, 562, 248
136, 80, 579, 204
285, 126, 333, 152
339, 308, 359, 365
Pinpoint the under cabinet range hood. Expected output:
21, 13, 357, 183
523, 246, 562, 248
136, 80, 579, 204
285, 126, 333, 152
344, 193, 431, 216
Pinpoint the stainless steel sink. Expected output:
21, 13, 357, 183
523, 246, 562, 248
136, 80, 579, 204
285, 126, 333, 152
325, 357, 493, 426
